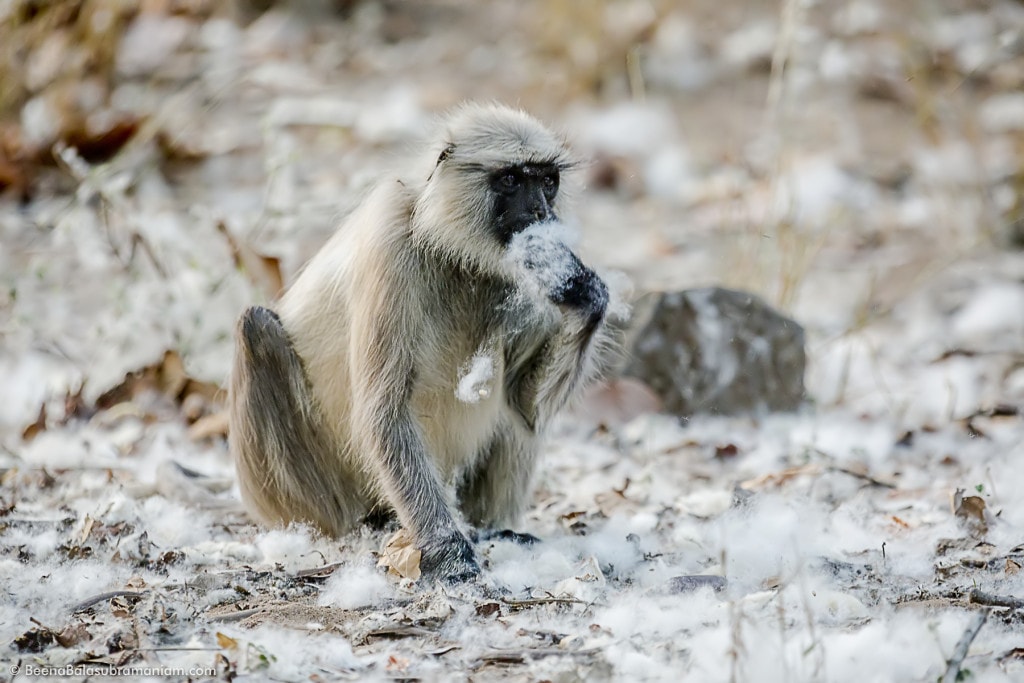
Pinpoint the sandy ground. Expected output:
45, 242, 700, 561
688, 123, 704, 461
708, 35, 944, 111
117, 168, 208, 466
3, 1, 1024, 680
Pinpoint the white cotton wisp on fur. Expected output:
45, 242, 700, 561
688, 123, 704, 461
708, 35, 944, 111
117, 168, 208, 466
455, 350, 496, 403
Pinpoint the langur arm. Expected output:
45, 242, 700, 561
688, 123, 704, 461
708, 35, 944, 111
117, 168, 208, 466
508, 251, 610, 429
349, 272, 479, 578
459, 421, 540, 529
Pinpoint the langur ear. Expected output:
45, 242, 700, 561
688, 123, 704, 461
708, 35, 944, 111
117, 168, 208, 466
437, 143, 456, 166
428, 143, 456, 181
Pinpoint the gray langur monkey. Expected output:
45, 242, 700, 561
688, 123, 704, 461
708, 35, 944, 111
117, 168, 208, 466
229, 103, 614, 581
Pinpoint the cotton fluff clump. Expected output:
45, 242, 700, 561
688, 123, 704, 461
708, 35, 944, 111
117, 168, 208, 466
503, 220, 581, 303
255, 526, 316, 570
318, 563, 395, 609
503, 220, 632, 323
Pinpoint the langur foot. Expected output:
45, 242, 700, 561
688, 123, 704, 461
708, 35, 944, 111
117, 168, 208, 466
419, 530, 482, 584
473, 528, 541, 546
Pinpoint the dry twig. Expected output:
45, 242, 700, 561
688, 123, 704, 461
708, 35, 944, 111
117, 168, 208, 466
206, 608, 264, 624
500, 596, 585, 610
940, 609, 988, 683
969, 589, 1024, 610
472, 647, 601, 669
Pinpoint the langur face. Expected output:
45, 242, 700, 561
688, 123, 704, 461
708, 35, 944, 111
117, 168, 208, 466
489, 163, 560, 244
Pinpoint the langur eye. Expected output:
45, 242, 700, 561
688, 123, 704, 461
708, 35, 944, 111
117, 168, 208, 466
500, 173, 519, 190
542, 174, 556, 187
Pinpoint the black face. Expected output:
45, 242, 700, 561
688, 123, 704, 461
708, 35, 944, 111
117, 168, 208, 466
490, 163, 560, 244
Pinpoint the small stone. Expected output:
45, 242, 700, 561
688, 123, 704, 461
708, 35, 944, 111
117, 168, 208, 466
666, 575, 727, 594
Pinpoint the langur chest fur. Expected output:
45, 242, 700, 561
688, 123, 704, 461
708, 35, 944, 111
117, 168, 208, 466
411, 378, 504, 482
409, 276, 512, 480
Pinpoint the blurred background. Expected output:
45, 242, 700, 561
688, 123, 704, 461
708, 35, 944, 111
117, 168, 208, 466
3, 6, 1024, 678
2, 0, 1023, 433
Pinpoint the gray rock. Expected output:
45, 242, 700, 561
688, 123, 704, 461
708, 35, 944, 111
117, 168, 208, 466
666, 575, 728, 594
620, 287, 806, 415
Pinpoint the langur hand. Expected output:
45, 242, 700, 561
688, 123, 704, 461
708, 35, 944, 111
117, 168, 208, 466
511, 228, 609, 322
519, 234, 608, 320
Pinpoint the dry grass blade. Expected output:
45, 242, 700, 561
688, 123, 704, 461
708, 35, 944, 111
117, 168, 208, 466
830, 466, 897, 489
207, 608, 264, 624
295, 562, 344, 580
71, 590, 147, 614
739, 464, 822, 491
472, 646, 601, 670
365, 626, 436, 640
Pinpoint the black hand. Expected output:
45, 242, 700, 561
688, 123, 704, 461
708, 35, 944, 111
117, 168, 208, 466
517, 236, 609, 323
549, 255, 609, 322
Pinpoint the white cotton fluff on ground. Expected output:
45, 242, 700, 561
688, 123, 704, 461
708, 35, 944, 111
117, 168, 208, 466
318, 562, 395, 609
0, 559, 135, 642
217, 624, 363, 679
135, 497, 214, 548
255, 526, 316, 570
455, 350, 495, 403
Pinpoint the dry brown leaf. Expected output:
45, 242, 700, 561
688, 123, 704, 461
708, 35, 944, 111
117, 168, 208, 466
188, 411, 229, 441
386, 655, 410, 672
1006, 559, 1021, 576
1000, 647, 1024, 664
890, 516, 910, 529
714, 443, 739, 459
55, 623, 90, 648
0, 154, 30, 198
216, 632, 238, 649
64, 115, 141, 163
14, 627, 57, 653
378, 528, 422, 580
95, 350, 221, 414
739, 464, 822, 491
952, 488, 989, 536
63, 384, 90, 422
159, 350, 189, 398
476, 602, 501, 617
217, 221, 284, 300
21, 403, 47, 442
595, 480, 634, 517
